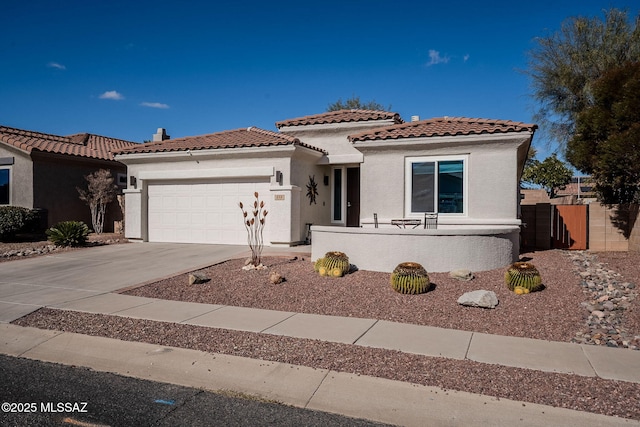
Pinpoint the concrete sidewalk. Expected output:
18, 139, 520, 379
31, 291, 640, 384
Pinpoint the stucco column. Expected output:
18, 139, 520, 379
123, 189, 142, 240
268, 185, 302, 246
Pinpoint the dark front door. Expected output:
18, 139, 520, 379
346, 167, 360, 227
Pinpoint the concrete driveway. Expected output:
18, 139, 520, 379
0, 243, 250, 322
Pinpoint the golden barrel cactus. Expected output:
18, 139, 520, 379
321, 251, 350, 277
390, 262, 430, 294
505, 262, 543, 293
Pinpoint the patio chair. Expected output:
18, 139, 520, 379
424, 212, 438, 229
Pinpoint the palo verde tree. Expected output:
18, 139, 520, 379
521, 153, 573, 198
77, 169, 117, 234
567, 61, 640, 204
526, 8, 640, 149
327, 96, 391, 112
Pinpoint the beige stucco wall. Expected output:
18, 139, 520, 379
355, 135, 529, 228
312, 225, 519, 273
588, 203, 630, 251
0, 145, 34, 208
279, 120, 396, 164
118, 145, 325, 245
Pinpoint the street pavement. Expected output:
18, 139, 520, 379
0, 354, 390, 427
1, 243, 640, 426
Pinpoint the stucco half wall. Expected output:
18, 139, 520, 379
311, 226, 520, 273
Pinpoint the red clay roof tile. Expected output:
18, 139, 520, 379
0, 126, 137, 161
348, 117, 538, 142
275, 109, 403, 128
115, 127, 326, 155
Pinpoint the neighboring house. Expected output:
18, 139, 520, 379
0, 125, 137, 230
116, 111, 536, 272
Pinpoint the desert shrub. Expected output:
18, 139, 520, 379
46, 221, 89, 247
0, 206, 39, 241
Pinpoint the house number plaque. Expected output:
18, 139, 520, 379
274, 194, 285, 201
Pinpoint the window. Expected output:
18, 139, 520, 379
0, 168, 9, 205
405, 156, 466, 215
332, 167, 343, 222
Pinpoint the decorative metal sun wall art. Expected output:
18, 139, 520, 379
306, 175, 318, 205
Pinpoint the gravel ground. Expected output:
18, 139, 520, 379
12, 249, 640, 421
0, 233, 127, 262
593, 251, 640, 336
123, 250, 588, 342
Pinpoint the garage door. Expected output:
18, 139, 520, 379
147, 179, 270, 244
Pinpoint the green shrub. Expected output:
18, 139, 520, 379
46, 221, 89, 247
0, 206, 39, 241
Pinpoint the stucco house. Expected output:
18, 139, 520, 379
116, 110, 536, 272
0, 125, 136, 230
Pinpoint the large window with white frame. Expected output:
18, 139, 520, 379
0, 167, 10, 205
405, 155, 467, 215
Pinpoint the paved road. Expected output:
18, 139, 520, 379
0, 354, 391, 427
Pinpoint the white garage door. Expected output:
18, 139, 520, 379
147, 179, 270, 244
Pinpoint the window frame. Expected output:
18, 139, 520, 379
0, 166, 11, 205
404, 155, 468, 217
331, 166, 346, 225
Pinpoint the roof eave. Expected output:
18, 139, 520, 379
115, 144, 325, 163
352, 131, 536, 150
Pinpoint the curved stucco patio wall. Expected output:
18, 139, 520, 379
311, 226, 520, 273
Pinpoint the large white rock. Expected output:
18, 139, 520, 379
457, 290, 498, 309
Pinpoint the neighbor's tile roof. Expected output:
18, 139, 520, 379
275, 109, 403, 128
115, 127, 326, 155
349, 117, 538, 142
0, 125, 137, 161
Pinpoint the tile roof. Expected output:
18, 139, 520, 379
275, 109, 403, 128
115, 127, 326, 155
349, 117, 538, 142
0, 125, 137, 161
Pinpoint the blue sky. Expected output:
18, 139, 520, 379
1, 1, 637, 159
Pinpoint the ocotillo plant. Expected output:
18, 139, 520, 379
239, 192, 268, 267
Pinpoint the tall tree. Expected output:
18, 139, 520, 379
567, 61, 640, 204
327, 96, 390, 112
526, 8, 640, 148
521, 153, 573, 198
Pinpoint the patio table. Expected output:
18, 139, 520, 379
391, 219, 422, 229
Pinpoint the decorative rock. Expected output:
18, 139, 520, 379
449, 269, 474, 281
269, 271, 284, 284
568, 250, 639, 350
188, 272, 210, 285
457, 290, 498, 309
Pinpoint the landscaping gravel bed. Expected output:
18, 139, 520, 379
123, 250, 588, 342
12, 248, 640, 421
0, 233, 127, 262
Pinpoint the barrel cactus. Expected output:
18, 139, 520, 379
390, 262, 430, 294
320, 251, 349, 277
314, 257, 325, 272
505, 262, 543, 293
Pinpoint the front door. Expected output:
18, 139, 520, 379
346, 167, 360, 227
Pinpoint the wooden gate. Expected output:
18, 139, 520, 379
552, 205, 588, 250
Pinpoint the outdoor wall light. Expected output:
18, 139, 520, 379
323, 175, 329, 186
129, 176, 137, 188
275, 170, 283, 185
